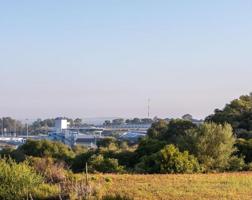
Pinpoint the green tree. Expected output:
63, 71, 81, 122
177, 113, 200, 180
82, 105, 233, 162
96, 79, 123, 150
147, 120, 168, 139
162, 119, 197, 144
135, 144, 200, 173
147, 119, 197, 151
195, 123, 236, 171
235, 138, 252, 163
135, 138, 166, 159
206, 93, 252, 138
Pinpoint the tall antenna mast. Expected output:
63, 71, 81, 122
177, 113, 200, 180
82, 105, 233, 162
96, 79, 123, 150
148, 98, 150, 118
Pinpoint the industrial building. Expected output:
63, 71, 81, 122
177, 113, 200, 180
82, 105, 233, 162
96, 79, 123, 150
48, 117, 103, 147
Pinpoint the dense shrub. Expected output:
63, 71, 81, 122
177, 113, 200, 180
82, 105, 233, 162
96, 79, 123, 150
18, 139, 75, 163
136, 138, 166, 158
159, 145, 201, 173
136, 144, 200, 173
89, 155, 124, 173
0, 147, 26, 162
145, 119, 198, 154
71, 145, 135, 173
0, 158, 43, 200
71, 150, 96, 173
228, 156, 245, 171
29, 157, 67, 183
112, 151, 137, 169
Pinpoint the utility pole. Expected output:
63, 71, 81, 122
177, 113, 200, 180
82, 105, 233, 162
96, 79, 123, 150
14, 120, 17, 137
148, 98, 150, 118
26, 119, 29, 139
1, 117, 3, 137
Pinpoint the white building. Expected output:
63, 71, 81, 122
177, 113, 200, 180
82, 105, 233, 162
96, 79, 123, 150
55, 117, 69, 132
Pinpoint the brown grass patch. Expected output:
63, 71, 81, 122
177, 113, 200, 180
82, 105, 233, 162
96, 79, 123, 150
88, 172, 252, 200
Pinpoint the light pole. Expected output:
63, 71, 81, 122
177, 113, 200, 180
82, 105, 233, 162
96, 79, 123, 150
26, 119, 29, 139
14, 120, 17, 137
1, 117, 3, 138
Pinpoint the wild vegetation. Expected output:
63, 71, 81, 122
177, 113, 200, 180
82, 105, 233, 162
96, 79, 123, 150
1, 93, 252, 199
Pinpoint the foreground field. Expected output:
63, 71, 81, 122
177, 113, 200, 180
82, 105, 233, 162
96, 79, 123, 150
90, 173, 252, 200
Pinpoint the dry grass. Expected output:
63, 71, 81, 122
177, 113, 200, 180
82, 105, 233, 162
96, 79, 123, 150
88, 172, 252, 200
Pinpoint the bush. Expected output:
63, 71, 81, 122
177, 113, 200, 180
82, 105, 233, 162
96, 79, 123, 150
0, 147, 26, 162
159, 145, 201, 173
228, 156, 245, 171
135, 145, 200, 174
89, 155, 124, 173
0, 158, 43, 200
29, 157, 67, 183
71, 150, 96, 173
18, 139, 75, 163
245, 162, 252, 171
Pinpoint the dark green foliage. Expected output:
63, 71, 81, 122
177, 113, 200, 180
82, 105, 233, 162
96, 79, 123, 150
71, 144, 135, 173
135, 144, 200, 173
97, 137, 118, 148
135, 138, 166, 159
71, 150, 96, 173
112, 151, 137, 169
147, 119, 197, 152
235, 138, 252, 163
147, 120, 168, 139
0, 147, 26, 162
162, 119, 197, 142
89, 154, 124, 173
136, 121, 239, 172
0, 147, 14, 157
206, 93, 252, 138
18, 140, 75, 163
135, 153, 161, 173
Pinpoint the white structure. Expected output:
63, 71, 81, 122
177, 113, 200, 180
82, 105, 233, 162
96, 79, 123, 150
55, 118, 69, 132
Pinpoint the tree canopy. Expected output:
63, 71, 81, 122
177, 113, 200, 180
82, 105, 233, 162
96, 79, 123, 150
206, 93, 252, 138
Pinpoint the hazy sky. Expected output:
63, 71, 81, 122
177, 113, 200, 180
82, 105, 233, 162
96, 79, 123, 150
0, 0, 252, 120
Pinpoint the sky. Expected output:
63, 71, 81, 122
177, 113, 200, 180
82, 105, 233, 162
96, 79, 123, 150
0, 0, 252, 120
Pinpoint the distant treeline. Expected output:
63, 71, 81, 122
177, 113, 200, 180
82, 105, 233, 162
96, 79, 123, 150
1, 93, 252, 174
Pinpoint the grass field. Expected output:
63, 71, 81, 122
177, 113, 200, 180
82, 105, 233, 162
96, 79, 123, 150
89, 173, 252, 200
